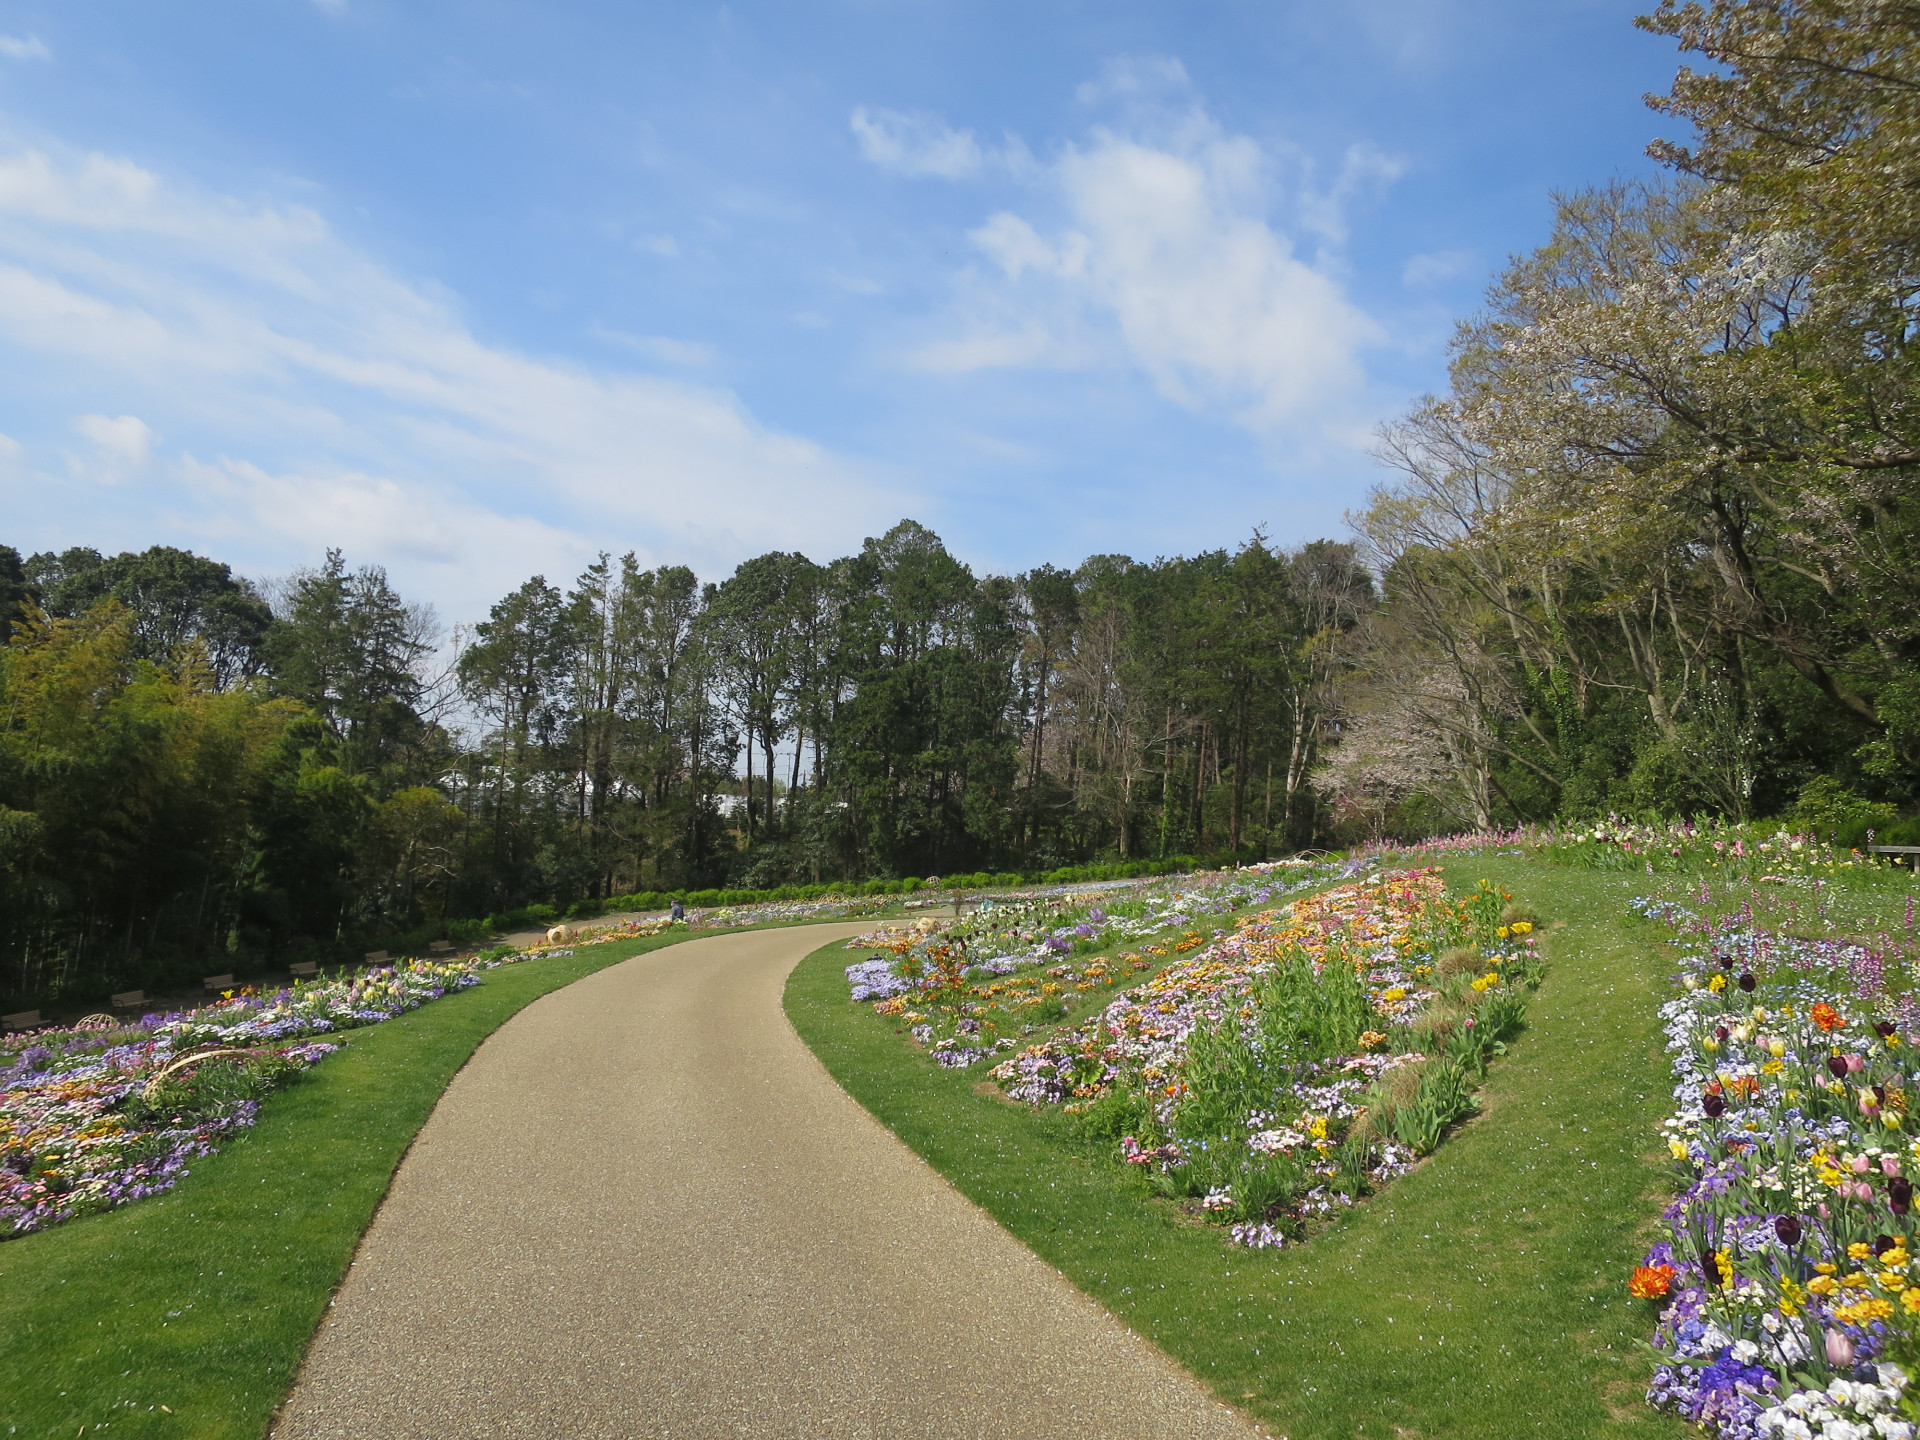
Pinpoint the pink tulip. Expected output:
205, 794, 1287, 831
1884, 1156, 1902, 1177
1827, 1330, 1857, 1367
1847, 1054, 1868, 1074
1819, 1203, 1832, 1219
1854, 1154, 1874, 1174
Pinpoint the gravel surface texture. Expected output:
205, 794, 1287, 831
273, 923, 1260, 1439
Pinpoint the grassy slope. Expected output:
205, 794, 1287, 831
785, 858, 1690, 1440
0, 930, 708, 1440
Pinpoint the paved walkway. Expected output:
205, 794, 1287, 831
273, 923, 1259, 1439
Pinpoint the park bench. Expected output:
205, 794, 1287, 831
2, 1010, 42, 1033
289, 961, 319, 979
111, 990, 147, 1011
1870, 845, 1920, 872
428, 940, 454, 955
363, 950, 390, 965
202, 973, 235, 994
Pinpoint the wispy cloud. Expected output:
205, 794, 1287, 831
1402, 249, 1475, 287
591, 328, 717, 366
0, 35, 49, 61
70, 413, 154, 483
850, 106, 986, 179
0, 143, 898, 608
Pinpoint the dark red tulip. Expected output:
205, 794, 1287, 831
1891, 1178, 1912, 1215
1703, 1093, 1726, 1117
1701, 1245, 1725, 1287
1739, 973, 1757, 993
1714, 1026, 1730, 1041
1719, 956, 1734, 970
1876, 1084, 1889, 1105
1775, 1216, 1803, 1245
1877, 1234, 1899, 1256
1829, 1056, 1851, 1079
1877, 1021, 1897, 1039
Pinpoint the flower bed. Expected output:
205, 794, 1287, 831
0, 953, 521, 1239
845, 864, 1543, 1245
1632, 893, 1920, 1437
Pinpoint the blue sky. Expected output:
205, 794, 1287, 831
0, 0, 1681, 620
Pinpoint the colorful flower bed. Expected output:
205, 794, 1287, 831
846, 864, 1543, 1245
1633, 892, 1920, 1437
0, 953, 518, 1239
1544, 820, 1878, 879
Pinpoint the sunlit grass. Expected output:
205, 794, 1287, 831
0, 930, 700, 1439
787, 858, 1712, 1439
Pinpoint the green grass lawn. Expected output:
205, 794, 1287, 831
0, 929, 714, 1440
786, 857, 1704, 1440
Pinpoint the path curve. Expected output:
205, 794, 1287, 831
273, 923, 1259, 1440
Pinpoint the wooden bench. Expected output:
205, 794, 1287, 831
2, 1010, 41, 1033
111, 990, 147, 1011
428, 940, 454, 956
1870, 845, 1920, 871
202, 973, 235, 994
289, 961, 319, 979
363, 950, 390, 965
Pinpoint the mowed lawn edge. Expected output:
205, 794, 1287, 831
0, 920, 823, 1440
784, 858, 1692, 1440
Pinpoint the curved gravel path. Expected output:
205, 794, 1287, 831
273, 923, 1260, 1440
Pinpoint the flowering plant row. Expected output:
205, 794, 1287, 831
1634, 894, 1920, 1438
1542, 820, 1877, 880
840, 859, 1358, 1060
0, 952, 530, 1239
847, 863, 1543, 1246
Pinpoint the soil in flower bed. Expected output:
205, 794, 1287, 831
786, 855, 1694, 1440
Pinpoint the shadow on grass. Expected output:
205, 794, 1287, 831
785, 858, 1691, 1440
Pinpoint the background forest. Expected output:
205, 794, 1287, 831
4, 0, 1918, 1009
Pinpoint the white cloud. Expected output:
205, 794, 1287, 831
70, 413, 154, 483
591, 328, 716, 367
1402, 249, 1475, 287
904, 98, 1389, 438
0, 35, 49, 61
1075, 56, 1190, 107
0, 143, 898, 599
850, 107, 985, 179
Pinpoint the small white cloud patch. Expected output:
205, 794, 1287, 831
850, 107, 985, 179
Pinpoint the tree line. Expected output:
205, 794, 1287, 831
0, 527, 1371, 1006
1323, 0, 1920, 845
10, 0, 1920, 1007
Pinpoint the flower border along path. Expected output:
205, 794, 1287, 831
784, 856, 1691, 1440
0, 925, 724, 1440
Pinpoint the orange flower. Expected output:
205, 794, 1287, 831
1813, 1002, 1845, 1032
1629, 1264, 1676, 1299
